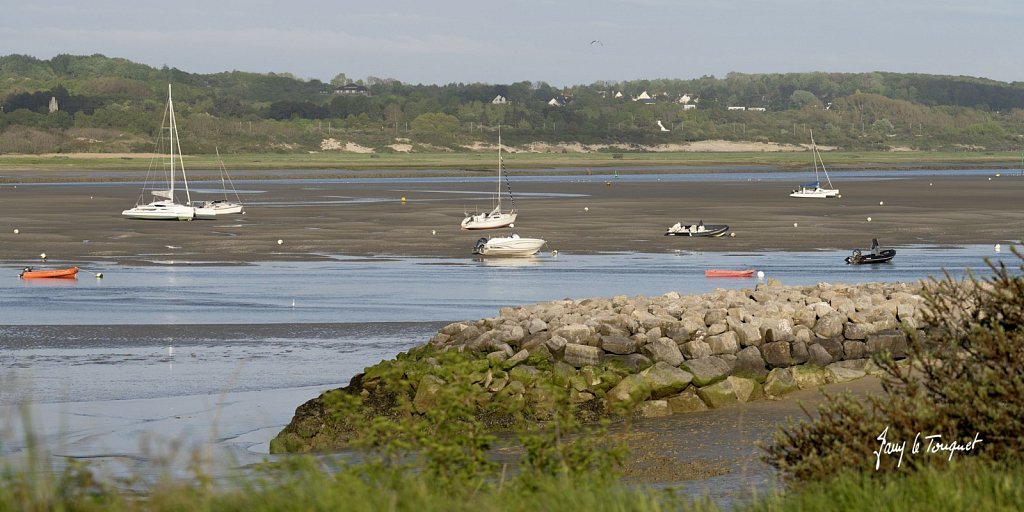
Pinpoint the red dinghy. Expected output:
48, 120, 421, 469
20, 266, 79, 279
704, 269, 755, 278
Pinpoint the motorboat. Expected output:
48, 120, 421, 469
461, 127, 517, 230
123, 84, 196, 221
790, 130, 839, 198
705, 269, 756, 277
20, 266, 79, 279
845, 239, 896, 264
473, 234, 545, 256
665, 222, 729, 237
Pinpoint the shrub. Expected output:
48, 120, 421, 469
762, 247, 1024, 482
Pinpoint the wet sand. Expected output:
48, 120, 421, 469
1, 172, 1022, 265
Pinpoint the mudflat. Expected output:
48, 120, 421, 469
2, 171, 1021, 265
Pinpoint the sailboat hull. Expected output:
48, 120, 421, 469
789, 187, 839, 198
461, 211, 517, 230
194, 200, 244, 219
122, 200, 195, 220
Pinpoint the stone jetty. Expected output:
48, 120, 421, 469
271, 280, 929, 453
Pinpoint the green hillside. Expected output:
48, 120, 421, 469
2, 53, 1024, 155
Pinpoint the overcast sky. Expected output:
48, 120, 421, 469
3, 0, 1021, 86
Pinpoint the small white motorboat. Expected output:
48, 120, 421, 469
473, 234, 546, 256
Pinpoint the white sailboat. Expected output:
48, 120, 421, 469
461, 127, 517, 230
122, 84, 196, 220
790, 131, 840, 199
194, 148, 245, 219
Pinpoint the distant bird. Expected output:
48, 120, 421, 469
590, 40, 603, 46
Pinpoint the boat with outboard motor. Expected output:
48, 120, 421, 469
845, 239, 896, 264
20, 266, 79, 279
665, 222, 729, 237
473, 234, 545, 256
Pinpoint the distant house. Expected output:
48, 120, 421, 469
727, 106, 746, 111
492, 95, 507, 104
48, 96, 58, 113
548, 96, 567, 107
748, 107, 766, 112
633, 90, 655, 104
614, 91, 624, 99
682, 104, 697, 110
677, 94, 693, 104
334, 84, 370, 96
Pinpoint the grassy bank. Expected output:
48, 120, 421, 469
1, 149, 1022, 176
2, 449, 1019, 511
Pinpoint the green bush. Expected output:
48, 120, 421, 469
762, 247, 1024, 482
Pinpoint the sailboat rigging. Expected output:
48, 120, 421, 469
461, 127, 517, 230
789, 130, 840, 199
122, 84, 196, 220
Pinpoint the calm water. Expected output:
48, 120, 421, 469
0, 245, 1014, 326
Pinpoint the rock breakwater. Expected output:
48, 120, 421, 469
272, 280, 929, 453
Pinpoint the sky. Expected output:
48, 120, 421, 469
3, 0, 1022, 86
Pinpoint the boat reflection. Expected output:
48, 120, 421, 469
472, 256, 544, 267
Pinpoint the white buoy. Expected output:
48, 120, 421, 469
757, 270, 765, 281
995, 173, 1001, 177
879, 201, 884, 206
431, 230, 436, 235
13, 229, 19, 234
793, 222, 799, 228
995, 244, 1001, 252
988, 177, 992, 181
584, 207, 589, 212
277, 239, 283, 245
96, 272, 103, 279
929, 182, 933, 186
552, 250, 558, 257
509, 223, 515, 228
39, 252, 47, 260
730, 232, 735, 237
867, 217, 872, 222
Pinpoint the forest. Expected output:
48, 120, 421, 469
2, 53, 1024, 155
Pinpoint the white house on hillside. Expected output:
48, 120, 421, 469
492, 95, 507, 104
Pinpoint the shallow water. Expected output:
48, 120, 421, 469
0, 245, 1014, 326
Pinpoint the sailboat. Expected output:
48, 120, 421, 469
194, 148, 245, 219
790, 130, 840, 199
461, 127, 517, 230
122, 84, 196, 220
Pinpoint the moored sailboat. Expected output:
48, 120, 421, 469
790, 131, 839, 199
461, 127, 517, 230
122, 84, 195, 220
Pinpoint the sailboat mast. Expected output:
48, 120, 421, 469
168, 84, 191, 204
167, 84, 175, 200
496, 125, 502, 208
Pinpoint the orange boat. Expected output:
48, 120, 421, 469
704, 269, 755, 278
20, 266, 79, 279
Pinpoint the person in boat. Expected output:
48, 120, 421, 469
698, 220, 704, 231
850, 249, 862, 264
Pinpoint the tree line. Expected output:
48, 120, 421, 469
1, 53, 1023, 154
